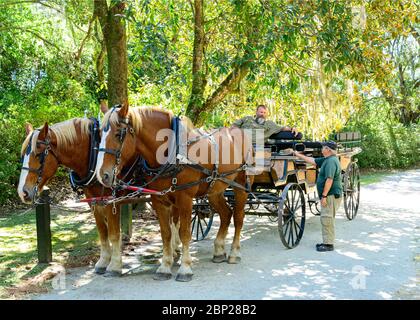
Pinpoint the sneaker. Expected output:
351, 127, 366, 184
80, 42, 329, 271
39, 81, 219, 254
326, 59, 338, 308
316, 244, 334, 252
316, 243, 329, 249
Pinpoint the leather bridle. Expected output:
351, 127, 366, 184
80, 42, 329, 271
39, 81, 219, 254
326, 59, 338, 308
98, 106, 135, 186
21, 131, 58, 199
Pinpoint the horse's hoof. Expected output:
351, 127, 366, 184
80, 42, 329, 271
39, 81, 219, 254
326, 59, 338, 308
212, 254, 227, 263
104, 270, 122, 277
153, 272, 172, 281
94, 267, 106, 275
228, 256, 241, 264
175, 273, 193, 282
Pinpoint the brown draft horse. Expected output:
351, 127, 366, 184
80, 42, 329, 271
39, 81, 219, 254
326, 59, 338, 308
95, 105, 253, 282
17, 118, 134, 277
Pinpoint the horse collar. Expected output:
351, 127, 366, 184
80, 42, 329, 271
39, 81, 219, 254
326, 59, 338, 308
69, 117, 100, 190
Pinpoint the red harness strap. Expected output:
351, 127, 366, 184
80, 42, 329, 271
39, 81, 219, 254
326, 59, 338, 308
121, 185, 161, 194
78, 186, 161, 204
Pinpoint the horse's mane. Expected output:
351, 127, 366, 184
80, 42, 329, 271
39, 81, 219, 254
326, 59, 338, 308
21, 118, 91, 155
102, 106, 195, 133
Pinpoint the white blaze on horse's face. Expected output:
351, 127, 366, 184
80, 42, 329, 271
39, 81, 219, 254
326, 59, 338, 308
96, 127, 110, 186
17, 152, 31, 203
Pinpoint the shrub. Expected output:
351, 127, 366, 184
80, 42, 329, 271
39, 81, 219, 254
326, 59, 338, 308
344, 100, 420, 169
0, 77, 96, 205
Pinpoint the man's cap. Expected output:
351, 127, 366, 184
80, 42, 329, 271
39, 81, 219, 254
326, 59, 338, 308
321, 141, 338, 150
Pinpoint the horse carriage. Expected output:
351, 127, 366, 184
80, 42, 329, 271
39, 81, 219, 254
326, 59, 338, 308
191, 132, 362, 249
19, 105, 362, 281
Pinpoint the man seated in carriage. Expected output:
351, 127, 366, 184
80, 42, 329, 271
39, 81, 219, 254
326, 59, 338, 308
231, 104, 302, 143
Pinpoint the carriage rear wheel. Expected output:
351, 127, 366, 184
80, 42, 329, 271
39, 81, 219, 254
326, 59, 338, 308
343, 161, 360, 220
278, 183, 306, 249
191, 198, 215, 241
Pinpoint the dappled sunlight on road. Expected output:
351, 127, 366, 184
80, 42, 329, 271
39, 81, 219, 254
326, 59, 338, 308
32, 170, 420, 300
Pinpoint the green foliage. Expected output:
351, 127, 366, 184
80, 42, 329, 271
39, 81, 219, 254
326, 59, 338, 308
0, 0, 418, 204
345, 99, 420, 169
0, 1, 98, 204
0, 117, 23, 204
0, 54, 97, 205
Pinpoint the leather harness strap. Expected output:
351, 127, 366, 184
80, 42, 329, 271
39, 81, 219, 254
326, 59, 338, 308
100, 109, 250, 196
69, 117, 101, 191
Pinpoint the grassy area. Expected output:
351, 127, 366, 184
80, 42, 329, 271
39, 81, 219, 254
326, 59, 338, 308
360, 170, 395, 185
0, 208, 99, 299
359, 167, 419, 186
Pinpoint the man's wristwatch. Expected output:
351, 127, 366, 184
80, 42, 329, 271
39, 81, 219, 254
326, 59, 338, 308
322, 195, 328, 198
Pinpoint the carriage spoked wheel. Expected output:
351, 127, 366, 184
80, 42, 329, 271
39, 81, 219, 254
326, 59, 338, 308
343, 161, 360, 220
191, 198, 215, 241
278, 183, 306, 249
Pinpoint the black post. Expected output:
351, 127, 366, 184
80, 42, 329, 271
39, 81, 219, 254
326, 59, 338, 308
35, 188, 52, 263
121, 203, 132, 242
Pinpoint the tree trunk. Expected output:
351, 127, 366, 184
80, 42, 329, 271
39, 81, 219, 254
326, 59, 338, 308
94, 0, 128, 107
95, 38, 106, 89
188, 56, 252, 125
186, 0, 206, 118
186, 0, 254, 126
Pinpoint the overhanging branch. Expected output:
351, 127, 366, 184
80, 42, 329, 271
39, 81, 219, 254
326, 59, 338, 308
0, 25, 63, 52
75, 13, 96, 60
0, 0, 64, 14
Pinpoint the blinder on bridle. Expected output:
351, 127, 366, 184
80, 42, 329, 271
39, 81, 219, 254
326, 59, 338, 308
99, 105, 135, 170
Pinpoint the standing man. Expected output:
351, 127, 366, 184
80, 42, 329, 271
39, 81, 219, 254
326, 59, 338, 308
293, 141, 342, 252
232, 104, 301, 142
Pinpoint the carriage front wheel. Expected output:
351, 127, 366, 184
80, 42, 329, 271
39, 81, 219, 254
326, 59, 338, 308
278, 183, 306, 249
343, 161, 360, 220
191, 198, 215, 241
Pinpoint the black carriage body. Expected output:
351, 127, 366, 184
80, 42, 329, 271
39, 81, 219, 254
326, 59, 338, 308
191, 132, 362, 247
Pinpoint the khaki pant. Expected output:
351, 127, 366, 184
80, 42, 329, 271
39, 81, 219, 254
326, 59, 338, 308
320, 195, 342, 245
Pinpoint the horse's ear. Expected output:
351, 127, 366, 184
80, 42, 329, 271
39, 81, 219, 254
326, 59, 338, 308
39, 122, 49, 140
118, 103, 129, 118
25, 123, 34, 136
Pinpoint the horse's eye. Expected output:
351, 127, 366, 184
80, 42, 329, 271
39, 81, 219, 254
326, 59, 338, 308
35, 153, 41, 159
35, 142, 45, 153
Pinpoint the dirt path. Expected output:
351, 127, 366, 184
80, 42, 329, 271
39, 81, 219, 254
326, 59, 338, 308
31, 170, 419, 300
